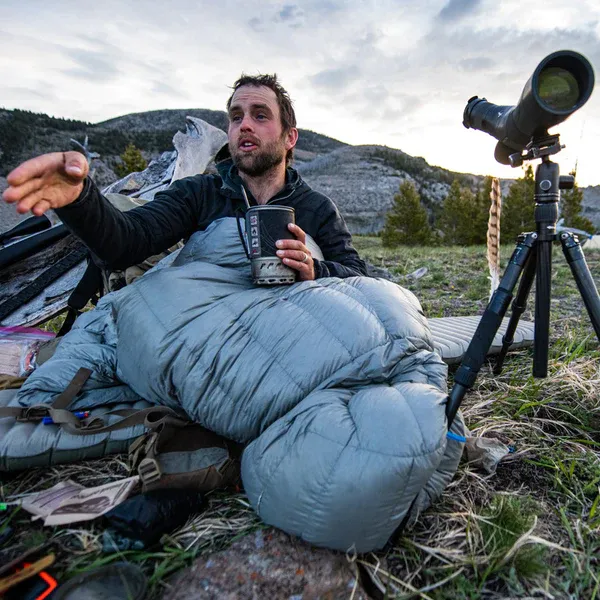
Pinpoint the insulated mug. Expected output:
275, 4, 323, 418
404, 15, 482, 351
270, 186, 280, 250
245, 206, 296, 285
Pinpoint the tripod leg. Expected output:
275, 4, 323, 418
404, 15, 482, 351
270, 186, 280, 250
446, 234, 537, 426
533, 234, 553, 377
493, 243, 537, 374
560, 232, 600, 341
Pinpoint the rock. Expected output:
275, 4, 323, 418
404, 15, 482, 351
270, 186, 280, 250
100, 117, 227, 201
364, 262, 395, 281
162, 528, 368, 600
583, 185, 600, 232
0, 176, 28, 234
172, 117, 228, 181
298, 146, 407, 235
89, 159, 118, 190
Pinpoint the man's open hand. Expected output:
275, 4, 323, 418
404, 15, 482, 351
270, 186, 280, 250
2, 151, 89, 216
276, 223, 315, 281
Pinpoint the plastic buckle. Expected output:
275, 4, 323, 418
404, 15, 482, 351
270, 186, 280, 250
138, 458, 161, 484
129, 431, 158, 470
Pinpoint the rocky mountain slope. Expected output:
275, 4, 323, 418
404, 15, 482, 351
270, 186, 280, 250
298, 145, 481, 233
1, 107, 598, 234
581, 185, 600, 229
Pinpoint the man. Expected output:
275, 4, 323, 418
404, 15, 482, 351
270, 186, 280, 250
2, 74, 367, 280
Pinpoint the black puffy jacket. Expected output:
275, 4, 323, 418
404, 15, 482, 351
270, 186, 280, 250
57, 159, 367, 279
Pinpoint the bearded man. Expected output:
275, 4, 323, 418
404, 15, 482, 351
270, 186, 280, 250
2, 74, 367, 280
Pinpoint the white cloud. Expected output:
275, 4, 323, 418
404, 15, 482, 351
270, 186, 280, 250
1, 0, 599, 184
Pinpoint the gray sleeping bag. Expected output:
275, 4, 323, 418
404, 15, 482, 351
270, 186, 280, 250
13, 217, 464, 552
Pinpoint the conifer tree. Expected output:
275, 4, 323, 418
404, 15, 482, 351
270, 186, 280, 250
382, 180, 431, 246
473, 176, 494, 244
115, 143, 147, 178
438, 179, 487, 245
560, 170, 595, 233
502, 165, 535, 242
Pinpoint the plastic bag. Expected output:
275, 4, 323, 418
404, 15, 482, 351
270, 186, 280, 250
102, 489, 205, 552
0, 326, 55, 377
465, 436, 511, 474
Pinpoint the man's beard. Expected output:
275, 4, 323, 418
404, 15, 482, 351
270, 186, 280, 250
230, 138, 286, 177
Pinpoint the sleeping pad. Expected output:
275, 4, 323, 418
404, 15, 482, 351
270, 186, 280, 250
11, 217, 464, 552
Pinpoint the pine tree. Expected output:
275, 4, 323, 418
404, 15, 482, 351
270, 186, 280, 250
115, 143, 147, 178
561, 170, 595, 233
438, 179, 487, 245
473, 176, 494, 244
438, 180, 464, 244
382, 180, 431, 247
502, 165, 535, 242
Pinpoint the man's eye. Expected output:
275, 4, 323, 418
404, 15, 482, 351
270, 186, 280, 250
256, 114, 267, 120
231, 115, 242, 122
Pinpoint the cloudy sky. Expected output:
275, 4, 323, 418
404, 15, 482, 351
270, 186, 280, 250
2, 0, 600, 185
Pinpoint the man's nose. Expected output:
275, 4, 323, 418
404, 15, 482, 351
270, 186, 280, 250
239, 115, 254, 131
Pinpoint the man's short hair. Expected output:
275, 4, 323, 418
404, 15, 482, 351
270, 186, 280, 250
227, 73, 297, 166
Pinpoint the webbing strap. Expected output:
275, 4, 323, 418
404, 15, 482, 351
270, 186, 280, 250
58, 406, 188, 436
0, 365, 188, 436
51, 367, 92, 410
57, 259, 104, 337
0, 404, 187, 436
0, 407, 25, 418
0, 367, 91, 420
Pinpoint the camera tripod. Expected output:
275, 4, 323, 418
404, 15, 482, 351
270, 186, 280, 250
446, 135, 600, 426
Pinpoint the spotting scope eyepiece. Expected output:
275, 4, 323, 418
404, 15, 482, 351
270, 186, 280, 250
463, 50, 594, 165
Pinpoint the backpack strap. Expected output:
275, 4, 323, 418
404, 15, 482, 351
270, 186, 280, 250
0, 367, 240, 494
51, 367, 92, 409
57, 259, 104, 337
0, 367, 92, 421
57, 405, 189, 436
0, 367, 189, 437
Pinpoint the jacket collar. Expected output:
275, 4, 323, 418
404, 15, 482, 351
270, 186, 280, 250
215, 146, 304, 204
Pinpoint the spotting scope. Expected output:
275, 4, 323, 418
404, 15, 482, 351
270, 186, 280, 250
463, 50, 594, 165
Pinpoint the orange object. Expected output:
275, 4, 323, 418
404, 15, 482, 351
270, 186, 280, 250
0, 558, 57, 600
22, 564, 58, 600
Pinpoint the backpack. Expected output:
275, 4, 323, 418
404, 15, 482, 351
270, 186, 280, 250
0, 367, 242, 493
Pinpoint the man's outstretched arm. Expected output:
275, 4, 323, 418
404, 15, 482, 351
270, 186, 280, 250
55, 177, 200, 270
3, 151, 201, 270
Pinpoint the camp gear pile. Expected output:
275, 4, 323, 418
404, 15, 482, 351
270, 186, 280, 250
4, 217, 464, 552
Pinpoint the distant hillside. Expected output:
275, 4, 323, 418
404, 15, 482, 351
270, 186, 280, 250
298, 145, 484, 233
0, 107, 347, 177
1, 107, 598, 233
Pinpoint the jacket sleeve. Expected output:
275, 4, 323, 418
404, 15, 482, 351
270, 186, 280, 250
55, 177, 203, 270
312, 201, 368, 279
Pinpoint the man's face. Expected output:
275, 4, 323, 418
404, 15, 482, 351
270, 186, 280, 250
228, 85, 296, 177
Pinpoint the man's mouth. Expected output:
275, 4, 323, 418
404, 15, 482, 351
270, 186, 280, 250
239, 139, 259, 151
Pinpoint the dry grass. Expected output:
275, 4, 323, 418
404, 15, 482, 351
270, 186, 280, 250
2, 240, 599, 599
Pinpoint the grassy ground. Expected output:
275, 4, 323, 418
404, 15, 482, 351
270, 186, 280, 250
2, 238, 599, 599
353, 237, 600, 599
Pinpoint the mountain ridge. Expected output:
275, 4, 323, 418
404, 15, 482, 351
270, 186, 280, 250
1, 107, 598, 233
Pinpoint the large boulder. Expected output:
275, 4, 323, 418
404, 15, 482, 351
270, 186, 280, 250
163, 528, 368, 600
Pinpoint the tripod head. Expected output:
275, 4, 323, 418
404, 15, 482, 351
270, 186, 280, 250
508, 132, 563, 168
508, 133, 575, 194
508, 133, 575, 199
